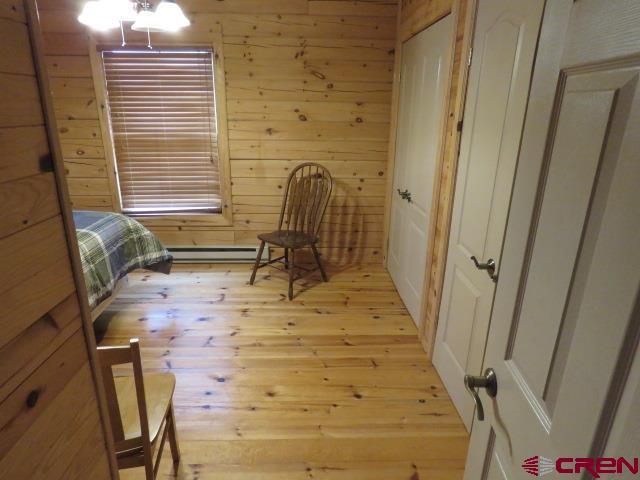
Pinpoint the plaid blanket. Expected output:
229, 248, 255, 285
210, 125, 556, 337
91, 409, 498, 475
73, 210, 172, 309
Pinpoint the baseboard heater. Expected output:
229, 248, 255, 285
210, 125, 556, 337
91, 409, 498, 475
168, 245, 269, 263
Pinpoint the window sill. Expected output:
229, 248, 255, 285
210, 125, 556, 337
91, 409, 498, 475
126, 211, 233, 227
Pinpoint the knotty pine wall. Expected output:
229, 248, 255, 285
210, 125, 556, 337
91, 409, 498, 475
398, 0, 451, 41
38, 0, 398, 265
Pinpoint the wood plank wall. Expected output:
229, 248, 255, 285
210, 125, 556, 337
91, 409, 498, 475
37, 0, 398, 266
398, 0, 451, 41
0, 0, 115, 477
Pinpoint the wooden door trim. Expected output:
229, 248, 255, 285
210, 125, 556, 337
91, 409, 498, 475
87, 38, 122, 213
399, 0, 452, 43
420, 0, 476, 356
25, 1, 119, 477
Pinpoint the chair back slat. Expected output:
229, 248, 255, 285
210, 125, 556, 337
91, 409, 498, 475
97, 344, 132, 443
97, 338, 150, 453
307, 164, 327, 234
130, 339, 153, 461
98, 344, 133, 367
295, 173, 311, 231
99, 362, 125, 442
284, 176, 298, 231
306, 171, 319, 233
278, 162, 333, 236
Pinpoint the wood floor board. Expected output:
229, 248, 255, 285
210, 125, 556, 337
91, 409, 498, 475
98, 325, 416, 337
131, 353, 430, 369
98, 264, 468, 479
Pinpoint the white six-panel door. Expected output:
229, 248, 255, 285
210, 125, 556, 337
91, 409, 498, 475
388, 15, 453, 324
465, 1, 640, 477
432, 0, 544, 429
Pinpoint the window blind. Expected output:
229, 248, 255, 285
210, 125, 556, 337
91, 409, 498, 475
102, 48, 221, 215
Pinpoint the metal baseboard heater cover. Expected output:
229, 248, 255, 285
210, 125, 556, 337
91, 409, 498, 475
168, 245, 269, 263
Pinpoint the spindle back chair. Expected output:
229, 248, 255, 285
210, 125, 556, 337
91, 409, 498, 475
249, 162, 333, 299
97, 338, 180, 479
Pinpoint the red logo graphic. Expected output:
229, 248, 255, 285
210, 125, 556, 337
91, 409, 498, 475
522, 456, 554, 477
522, 456, 639, 477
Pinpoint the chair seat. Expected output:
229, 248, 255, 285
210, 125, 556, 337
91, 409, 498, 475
114, 372, 176, 446
258, 230, 318, 248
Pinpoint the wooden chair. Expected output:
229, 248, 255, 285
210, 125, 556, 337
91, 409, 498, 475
249, 162, 333, 299
97, 338, 180, 479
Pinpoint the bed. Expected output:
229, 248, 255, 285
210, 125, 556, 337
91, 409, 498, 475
73, 210, 172, 319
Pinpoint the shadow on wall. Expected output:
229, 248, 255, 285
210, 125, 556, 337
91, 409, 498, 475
292, 178, 373, 268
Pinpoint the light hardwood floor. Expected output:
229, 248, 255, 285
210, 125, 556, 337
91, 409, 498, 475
96, 264, 468, 479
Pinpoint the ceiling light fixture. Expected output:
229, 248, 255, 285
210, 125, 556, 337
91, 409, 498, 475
131, 2, 165, 32
77, 0, 190, 35
112, 0, 139, 22
154, 0, 191, 31
78, 0, 119, 31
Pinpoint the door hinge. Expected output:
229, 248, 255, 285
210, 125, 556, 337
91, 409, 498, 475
467, 47, 473, 67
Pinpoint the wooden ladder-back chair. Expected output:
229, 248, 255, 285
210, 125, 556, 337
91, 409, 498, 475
249, 162, 333, 299
97, 338, 180, 479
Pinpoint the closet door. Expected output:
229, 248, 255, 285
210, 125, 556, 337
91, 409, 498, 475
388, 15, 453, 324
0, 1, 115, 478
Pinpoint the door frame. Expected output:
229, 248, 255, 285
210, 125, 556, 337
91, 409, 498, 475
383, 0, 477, 353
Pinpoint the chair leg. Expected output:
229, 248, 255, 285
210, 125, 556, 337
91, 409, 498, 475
249, 240, 266, 285
168, 403, 181, 467
311, 244, 328, 282
284, 248, 289, 269
288, 249, 295, 300
141, 429, 155, 480
144, 456, 155, 480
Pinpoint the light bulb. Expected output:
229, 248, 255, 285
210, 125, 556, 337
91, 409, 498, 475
109, 0, 138, 22
154, 0, 190, 31
78, 0, 119, 30
131, 9, 165, 32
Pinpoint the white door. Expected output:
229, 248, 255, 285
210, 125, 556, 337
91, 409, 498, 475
432, 0, 544, 429
388, 15, 453, 324
465, 1, 640, 478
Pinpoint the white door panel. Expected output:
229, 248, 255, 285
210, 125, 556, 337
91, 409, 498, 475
405, 223, 428, 319
387, 197, 404, 276
433, 0, 545, 429
388, 16, 453, 325
485, 437, 510, 480
465, 1, 640, 477
510, 87, 615, 395
442, 266, 479, 367
457, 15, 523, 257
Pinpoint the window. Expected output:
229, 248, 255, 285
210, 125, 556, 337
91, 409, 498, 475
101, 48, 222, 215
